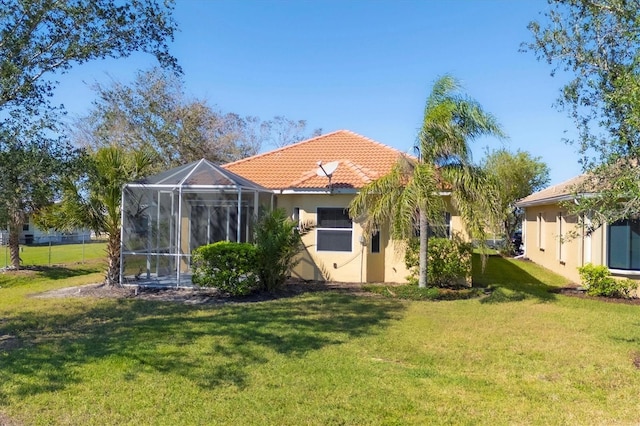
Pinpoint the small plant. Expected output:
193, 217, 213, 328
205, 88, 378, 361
191, 241, 258, 296
577, 263, 635, 298
404, 236, 473, 288
253, 208, 305, 292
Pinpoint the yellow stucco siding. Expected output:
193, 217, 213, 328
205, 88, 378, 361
273, 193, 460, 283
275, 194, 364, 282
522, 203, 607, 284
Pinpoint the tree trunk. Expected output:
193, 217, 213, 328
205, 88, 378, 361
7, 210, 23, 270
105, 231, 121, 286
419, 208, 429, 288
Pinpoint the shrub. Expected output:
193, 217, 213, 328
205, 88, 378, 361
577, 263, 634, 298
404, 236, 473, 288
254, 208, 304, 292
191, 241, 258, 296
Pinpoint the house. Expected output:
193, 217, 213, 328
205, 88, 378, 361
0, 216, 92, 246
120, 130, 467, 286
223, 130, 465, 283
516, 173, 640, 283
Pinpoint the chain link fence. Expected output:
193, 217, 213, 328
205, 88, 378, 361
1, 232, 106, 268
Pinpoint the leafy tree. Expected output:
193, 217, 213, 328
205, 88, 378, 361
525, 0, 640, 224
74, 68, 320, 170
0, 108, 77, 269
482, 149, 550, 248
350, 75, 504, 288
0, 0, 179, 269
262, 115, 323, 148
74, 68, 262, 170
0, 0, 179, 110
47, 146, 156, 285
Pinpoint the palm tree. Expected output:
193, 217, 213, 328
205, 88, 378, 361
350, 75, 504, 287
52, 146, 155, 285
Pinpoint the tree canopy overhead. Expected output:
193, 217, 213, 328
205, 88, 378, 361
0, 0, 180, 110
526, 0, 640, 223
0, 0, 179, 270
74, 68, 321, 171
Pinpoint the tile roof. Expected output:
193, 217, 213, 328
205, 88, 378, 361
222, 130, 411, 190
516, 174, 588, 207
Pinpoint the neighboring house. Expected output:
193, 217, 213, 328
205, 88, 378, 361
516, 174, 639, 283
223, 130, 464, 283
0, 216, 92, 245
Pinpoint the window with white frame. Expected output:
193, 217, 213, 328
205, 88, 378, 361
317, 207, 352, 252
413, 212, 452, 239
537, 212, 545, 250
582, 213, 592, 264
557, 212, 565, 262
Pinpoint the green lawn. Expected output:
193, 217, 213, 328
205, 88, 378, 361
1, 241, 107, 268
2, 254, 640, 424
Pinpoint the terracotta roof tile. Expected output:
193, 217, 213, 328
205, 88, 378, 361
222, 130, 410, 190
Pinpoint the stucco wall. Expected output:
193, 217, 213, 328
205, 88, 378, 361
522, 204, 606, 284
276, 193, 419, 283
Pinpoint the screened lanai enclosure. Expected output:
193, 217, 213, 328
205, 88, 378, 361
120, 159, 273, 287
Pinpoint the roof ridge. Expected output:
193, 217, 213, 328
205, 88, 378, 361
526, 174, 585, 197
222, 130, 348, 168
342, 160, 379, 183
222, 130, 413, 169
288, 168, 318, 187
340, 130, 412, 157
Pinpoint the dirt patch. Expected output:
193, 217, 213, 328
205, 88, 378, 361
33, 280, 369, 305
0, 334, 21, 352
632, 351, 640, 370
0, 412, 20, 426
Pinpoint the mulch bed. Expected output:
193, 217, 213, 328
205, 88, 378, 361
33, 279, 369, 305
552, 285, 640, 305
32, 279, 640, 305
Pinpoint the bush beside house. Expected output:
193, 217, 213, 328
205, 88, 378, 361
577, 263, 636, 298
404, 236, 473, 288
191, 242, 259, 295
192, 208, 303, 296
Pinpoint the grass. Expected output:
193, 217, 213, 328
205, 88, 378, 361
1, 241, 107, 268
2, 253, 640, 424
364, 283, 484, 300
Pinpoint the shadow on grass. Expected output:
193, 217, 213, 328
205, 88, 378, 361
36, 265, 103, 280
0, 292, 404, 402
0, 264, 103, 289
473, 253, 557, 303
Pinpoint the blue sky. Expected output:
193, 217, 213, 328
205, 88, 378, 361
52, 0, 580, 185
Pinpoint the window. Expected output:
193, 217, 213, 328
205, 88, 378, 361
582, 213, 592, 264
418, 212, 452, 238
22, 223, 29, 231
317, 208, 352, 252
537, 212, 545, 250
608, 218, 640, 270
371, 230, 380, 253
557, 212, 565, 262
